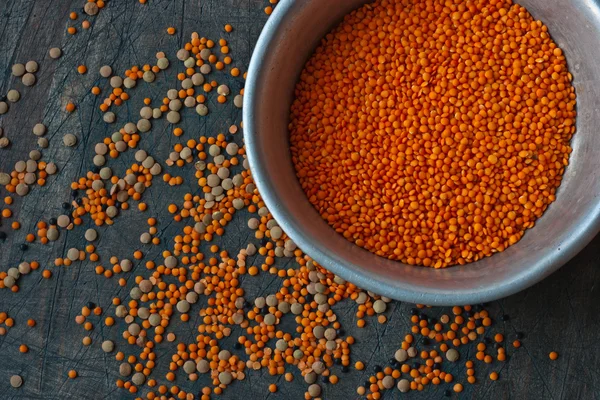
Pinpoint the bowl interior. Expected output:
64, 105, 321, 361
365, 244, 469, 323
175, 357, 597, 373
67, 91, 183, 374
244, 0, 600, 305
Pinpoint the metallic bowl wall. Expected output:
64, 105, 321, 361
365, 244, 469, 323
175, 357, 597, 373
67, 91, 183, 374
244, 0, 600, 305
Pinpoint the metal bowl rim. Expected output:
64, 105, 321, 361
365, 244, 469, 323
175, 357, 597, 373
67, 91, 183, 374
243, 0, 600, 305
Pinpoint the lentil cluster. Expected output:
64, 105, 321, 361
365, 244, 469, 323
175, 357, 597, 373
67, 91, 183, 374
290, 0, 577, 267
0, 1, 565, 399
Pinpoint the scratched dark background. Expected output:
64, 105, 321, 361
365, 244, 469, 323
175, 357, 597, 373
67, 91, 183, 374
0, 1, 599, 399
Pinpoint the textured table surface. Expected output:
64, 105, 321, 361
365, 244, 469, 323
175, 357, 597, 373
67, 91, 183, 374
0, 1, 599, 399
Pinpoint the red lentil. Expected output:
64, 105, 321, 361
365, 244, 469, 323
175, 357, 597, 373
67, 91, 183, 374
289, 0, 576, 268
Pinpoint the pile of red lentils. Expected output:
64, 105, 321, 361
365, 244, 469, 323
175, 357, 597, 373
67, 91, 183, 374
0, 0, 564, 399
290, 0, 576, 268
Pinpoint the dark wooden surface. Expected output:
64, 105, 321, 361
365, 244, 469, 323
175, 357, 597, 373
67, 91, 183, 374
0, 1, 599, 399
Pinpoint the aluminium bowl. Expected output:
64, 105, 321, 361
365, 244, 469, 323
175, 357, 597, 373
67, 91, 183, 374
244, 0, 600, 305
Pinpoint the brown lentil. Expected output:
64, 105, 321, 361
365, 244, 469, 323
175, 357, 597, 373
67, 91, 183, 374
10, 375, 23, 388
49, 47, 62, 59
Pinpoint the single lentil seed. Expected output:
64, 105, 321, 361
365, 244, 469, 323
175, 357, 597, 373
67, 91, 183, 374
12, 64, 25, 77
25, 61, 38, 73
85, 229, 98, 242
22, 73, 36, 86
101, 340, 114, 353
10, 375, 23, 388
99, 65, 112, 78
63, 134, 77, 147
49, 47, 62, 59
32, 123, 46, 136
7, 90, 20, 103
446, 349, 460, 362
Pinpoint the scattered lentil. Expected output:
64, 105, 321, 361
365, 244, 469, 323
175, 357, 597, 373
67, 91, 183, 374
12, 64, 25, 77
308, 384, 321, 397
22, 73, 36, 86
10, 375, 22, 388
99, 65, 112, 78
397, 379, 410, 393
101, 340, 114, 353
84, 229, 98, 242
7, 90, 20, 103
49, 47, 62, 59
446, 349, 460, 362
25, 61, 38, 73
63, 134, 77, 147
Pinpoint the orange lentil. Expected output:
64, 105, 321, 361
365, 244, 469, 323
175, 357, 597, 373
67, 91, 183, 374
77, 65, 87, 74
289, 0, 577, 268
549, 351, 559, 360
167, 27, 176, 35
65, 103, 76, 112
